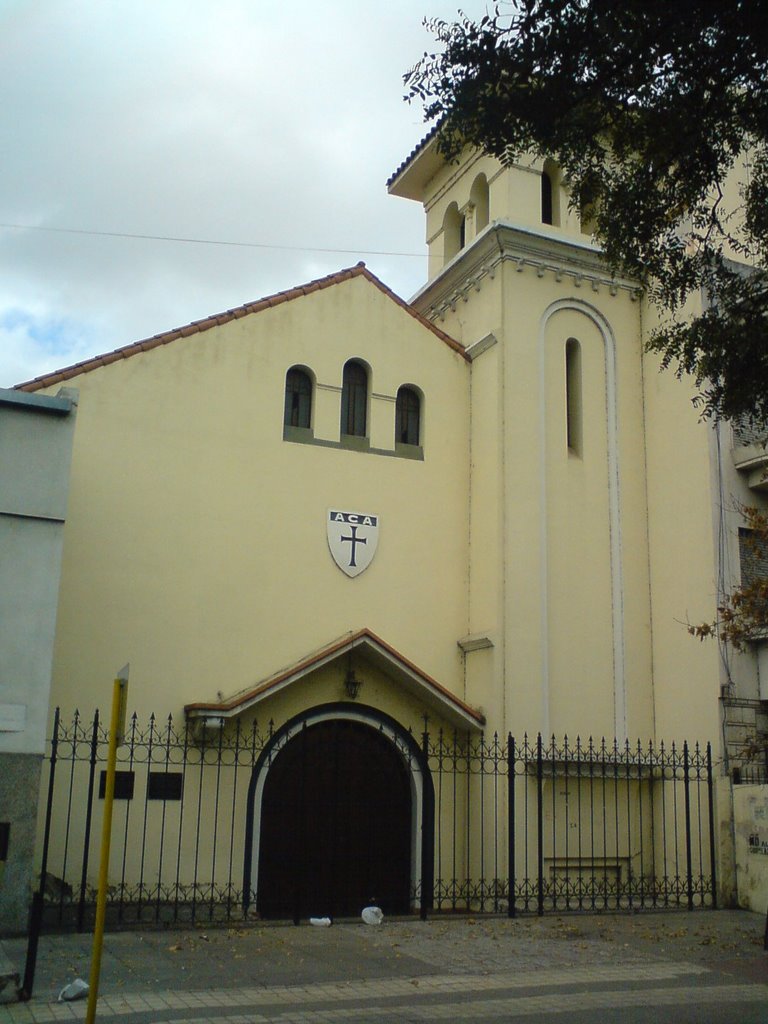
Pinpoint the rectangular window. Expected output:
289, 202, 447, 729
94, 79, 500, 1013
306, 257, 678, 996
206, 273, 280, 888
147, 771, 183, 801
99, 770, 135, 800
739, 527, 768, 587
0, 822, 9, 861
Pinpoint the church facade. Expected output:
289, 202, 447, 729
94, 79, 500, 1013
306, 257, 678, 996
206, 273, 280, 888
15, 135, 767, 921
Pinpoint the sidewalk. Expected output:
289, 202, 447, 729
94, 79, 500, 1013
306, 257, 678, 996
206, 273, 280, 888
1, 910, 766, 1023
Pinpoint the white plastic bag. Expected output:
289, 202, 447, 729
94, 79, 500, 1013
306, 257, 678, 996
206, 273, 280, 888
361, 905, 383, 925
309, 916, 332, 927
58, 979, 89, 1002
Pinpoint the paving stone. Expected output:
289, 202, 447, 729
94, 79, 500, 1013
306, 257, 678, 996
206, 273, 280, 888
0, 911, 766, 1024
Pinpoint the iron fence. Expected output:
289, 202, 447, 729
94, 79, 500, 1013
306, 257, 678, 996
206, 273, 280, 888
37, 708, 716, 929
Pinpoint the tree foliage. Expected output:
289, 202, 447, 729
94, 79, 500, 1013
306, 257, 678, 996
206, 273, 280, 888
689, 506, 768, 649
405, 1, 768, 422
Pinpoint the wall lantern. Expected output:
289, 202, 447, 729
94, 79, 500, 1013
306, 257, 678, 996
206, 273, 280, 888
344, 658, 363, 700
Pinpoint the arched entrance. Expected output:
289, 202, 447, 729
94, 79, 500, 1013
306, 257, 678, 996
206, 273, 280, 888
244, 704, 433, 920
257, 719, 410, 919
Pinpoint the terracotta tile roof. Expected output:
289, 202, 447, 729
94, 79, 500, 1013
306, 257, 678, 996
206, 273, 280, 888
386, 124, 441, 188
15, 262, 467, 393
185, 626, 485, 728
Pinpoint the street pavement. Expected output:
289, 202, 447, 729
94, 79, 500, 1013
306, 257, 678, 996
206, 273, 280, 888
1, 910, 767, 1023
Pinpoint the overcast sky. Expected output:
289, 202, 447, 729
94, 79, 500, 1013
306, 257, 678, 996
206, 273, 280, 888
0, 0, 490, 388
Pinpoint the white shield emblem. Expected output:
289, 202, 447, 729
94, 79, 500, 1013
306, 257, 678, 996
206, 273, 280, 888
327, 510, 379, 578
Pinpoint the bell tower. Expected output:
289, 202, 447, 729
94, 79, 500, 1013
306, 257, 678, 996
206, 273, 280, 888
388, 136, 650, 746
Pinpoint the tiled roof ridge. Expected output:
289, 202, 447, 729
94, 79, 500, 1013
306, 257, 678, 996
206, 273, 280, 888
16, 261, 466, 393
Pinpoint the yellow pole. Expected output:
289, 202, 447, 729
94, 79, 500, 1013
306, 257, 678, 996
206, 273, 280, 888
85, 667, 128, 1024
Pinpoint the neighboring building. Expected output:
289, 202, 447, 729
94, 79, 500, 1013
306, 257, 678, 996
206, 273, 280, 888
0, 387, 77, 934
11, 137, 767, 923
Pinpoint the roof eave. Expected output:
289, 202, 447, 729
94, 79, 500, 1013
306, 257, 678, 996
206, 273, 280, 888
14, 261, 467, 393
387, 133, 445, 201
185, 628, 485, 731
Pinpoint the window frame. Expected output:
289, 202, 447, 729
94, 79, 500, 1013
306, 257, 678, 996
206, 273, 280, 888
283, 366, 313, 431
395, 385, 421, 448
340, 359, 369, 440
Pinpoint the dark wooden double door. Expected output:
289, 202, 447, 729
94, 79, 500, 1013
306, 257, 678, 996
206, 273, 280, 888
257, 719, 412, 919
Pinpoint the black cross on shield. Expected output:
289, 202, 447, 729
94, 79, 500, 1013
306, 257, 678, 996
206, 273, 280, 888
327, 510, 379, 577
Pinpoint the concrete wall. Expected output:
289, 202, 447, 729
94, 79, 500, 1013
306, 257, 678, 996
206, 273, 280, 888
0, 754, 42, 936
733, 784, 768, 913
0, 387, 77, 935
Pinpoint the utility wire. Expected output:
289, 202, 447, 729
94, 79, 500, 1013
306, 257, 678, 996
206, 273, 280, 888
0, 222, 424, 258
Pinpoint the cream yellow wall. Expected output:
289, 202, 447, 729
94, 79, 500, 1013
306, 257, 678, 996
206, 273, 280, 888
398, 136, 751, 752
542, 307, 615, 738
506, 281, 652, 743
640, 296, 731, 745
421, 149, 499, 278
419, 150, 586, 278
417, 145, 754, 282
465, 333, 503, 726
421, 271, 507, 727
43, 275, 471, 725
415, 223, 655, 744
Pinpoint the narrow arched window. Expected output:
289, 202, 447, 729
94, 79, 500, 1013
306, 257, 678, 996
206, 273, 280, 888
341, 360, 368, 437
396, 386, 420, 446
284, 367, 312, 429
470, 174, 490, 232
541, 171, 554, 225
580, 188, 597, 236
443, 202, 462, 263
541, 159, 561, 226
565, 338, 582, 455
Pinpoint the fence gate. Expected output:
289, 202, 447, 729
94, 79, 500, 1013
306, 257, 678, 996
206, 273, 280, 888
36, 708, 716, 929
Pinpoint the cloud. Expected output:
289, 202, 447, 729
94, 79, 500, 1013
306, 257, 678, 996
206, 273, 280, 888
0, 306, 98, 386
0, 0, 487, 387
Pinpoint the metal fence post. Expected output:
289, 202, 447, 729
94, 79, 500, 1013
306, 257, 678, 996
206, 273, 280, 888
706, 742, 717, 909
77, 709, 100, 932
508, 734, 515, 919
683, 741, 693, 910
536, 733, 544, 917
421, 721, 430, 921
20, 708, 61, 1001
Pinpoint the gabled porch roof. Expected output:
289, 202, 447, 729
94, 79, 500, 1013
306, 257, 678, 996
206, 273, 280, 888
184, 628, 485, 731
